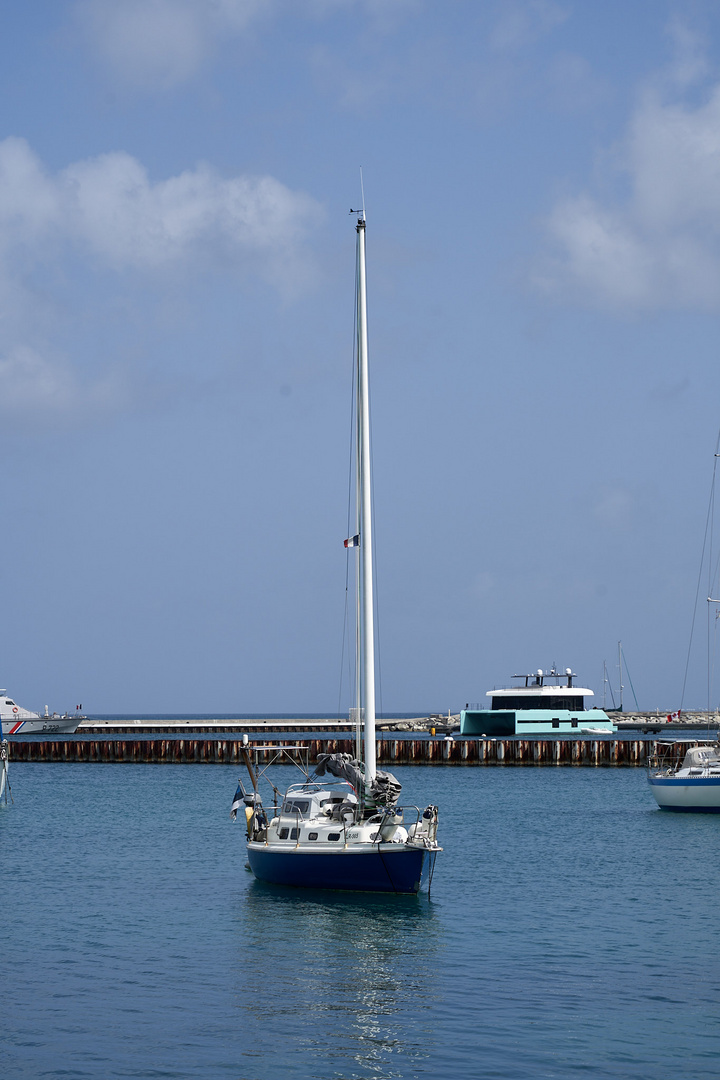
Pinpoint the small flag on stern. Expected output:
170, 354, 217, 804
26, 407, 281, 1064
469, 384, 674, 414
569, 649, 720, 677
230, 784, 243, 821
344, 534, 360, 548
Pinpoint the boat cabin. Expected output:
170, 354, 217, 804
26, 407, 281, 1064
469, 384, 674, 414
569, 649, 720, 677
278, 788, 358, 823
679, 746, 720, 774
460, 667, 616, 736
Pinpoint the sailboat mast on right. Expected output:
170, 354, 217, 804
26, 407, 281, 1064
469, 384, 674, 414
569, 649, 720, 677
648, 431, 720, 810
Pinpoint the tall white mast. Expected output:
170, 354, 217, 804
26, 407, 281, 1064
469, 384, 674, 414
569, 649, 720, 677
354, 253, 362, 763
356, 212, 376, 783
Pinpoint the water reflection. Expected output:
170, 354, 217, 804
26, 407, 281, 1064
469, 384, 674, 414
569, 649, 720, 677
235, 881, 442, 1079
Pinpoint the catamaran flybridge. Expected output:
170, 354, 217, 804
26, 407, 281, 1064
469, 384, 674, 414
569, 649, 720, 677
230, 204, 441, 893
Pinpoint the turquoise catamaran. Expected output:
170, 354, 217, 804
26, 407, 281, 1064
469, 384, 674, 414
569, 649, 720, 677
461, 667, 616, 736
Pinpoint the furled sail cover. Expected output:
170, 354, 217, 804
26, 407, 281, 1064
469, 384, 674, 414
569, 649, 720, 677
315, 753, 402, 808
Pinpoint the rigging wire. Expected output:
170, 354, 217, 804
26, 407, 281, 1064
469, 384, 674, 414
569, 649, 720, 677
621, 648, 640, 712
680, 429, 720, 710
602, 660, 617, 710
337, 240, 361, 718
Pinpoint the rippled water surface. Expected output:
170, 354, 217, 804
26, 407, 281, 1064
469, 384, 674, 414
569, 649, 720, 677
4, 763, 720, 1079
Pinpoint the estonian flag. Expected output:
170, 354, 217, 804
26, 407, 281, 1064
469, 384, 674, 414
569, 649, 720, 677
344, 534, 360, 548
230, 784, 243, 821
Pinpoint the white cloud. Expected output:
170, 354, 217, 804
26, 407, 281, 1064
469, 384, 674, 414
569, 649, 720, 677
0, 346, 123, 414
0, 138, 320, 414
76, 0, 265, 89
665, 18, 709, 89
539, 79, 720, 310
0, 137, 319, 278
0, 346, 75, 410
75, 0, 422, 90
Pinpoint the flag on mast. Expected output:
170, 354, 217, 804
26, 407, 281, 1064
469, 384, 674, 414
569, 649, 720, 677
344, 534, 360, 548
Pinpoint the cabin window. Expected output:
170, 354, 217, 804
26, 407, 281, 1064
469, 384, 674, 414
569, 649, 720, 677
571, 719, 578, 728
290, 828, 299, 840
279, 828, 289, 839
491, 695, 584, 711
328, 832, 341, 841
552, 719, 559, 729
283, 800, 310, 816
308, 832, 318, 841
6, 701, 14, 706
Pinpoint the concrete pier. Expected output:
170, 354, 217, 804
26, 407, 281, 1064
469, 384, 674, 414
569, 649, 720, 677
6, 736, 699, 766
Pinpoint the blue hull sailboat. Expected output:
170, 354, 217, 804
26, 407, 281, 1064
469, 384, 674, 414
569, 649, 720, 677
231, 204, 440, 893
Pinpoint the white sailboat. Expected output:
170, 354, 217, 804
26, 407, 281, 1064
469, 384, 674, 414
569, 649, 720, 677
648, 430, 720, 811
231, 206, 441, 892
648, 743, 720, 811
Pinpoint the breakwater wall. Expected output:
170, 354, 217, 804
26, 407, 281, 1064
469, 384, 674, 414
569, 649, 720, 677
6, 737, 697, 766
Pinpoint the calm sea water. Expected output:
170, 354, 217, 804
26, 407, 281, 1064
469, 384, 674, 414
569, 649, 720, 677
4, 762, 720, 1079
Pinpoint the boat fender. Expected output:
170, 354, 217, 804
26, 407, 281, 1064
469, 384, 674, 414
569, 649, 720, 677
244, 805, 254, 837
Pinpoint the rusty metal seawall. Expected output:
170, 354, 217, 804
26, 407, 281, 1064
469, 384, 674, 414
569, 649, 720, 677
6, 737, 693, 766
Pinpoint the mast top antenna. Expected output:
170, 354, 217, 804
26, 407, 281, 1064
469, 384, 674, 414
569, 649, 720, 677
349, 167, 366, 223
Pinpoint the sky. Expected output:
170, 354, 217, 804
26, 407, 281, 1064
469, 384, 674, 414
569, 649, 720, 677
3, 0, 720, 714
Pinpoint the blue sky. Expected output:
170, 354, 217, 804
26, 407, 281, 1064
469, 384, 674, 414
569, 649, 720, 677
2, 0, 720, 713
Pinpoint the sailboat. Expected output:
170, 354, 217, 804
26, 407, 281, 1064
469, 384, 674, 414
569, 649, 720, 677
648, 430, 720, 811
231, 207, 441, 892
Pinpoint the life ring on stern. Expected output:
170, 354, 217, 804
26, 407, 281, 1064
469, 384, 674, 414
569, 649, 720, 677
12, 706, 18, 713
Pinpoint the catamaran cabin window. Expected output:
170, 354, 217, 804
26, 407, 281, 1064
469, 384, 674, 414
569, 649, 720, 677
290, 828, 299, 840
279, 828, 289, 839
308, 832, 318, 840
328, 832, 341, 841
490, 695, 584, 711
